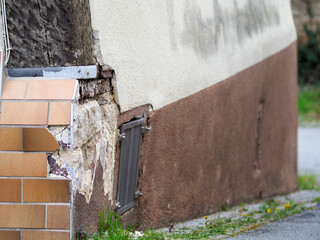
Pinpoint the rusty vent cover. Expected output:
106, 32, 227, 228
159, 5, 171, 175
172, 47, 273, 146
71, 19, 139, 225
116, 118, 144, 215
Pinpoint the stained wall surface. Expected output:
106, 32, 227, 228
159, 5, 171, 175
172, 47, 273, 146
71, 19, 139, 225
89, 0, 296, 112
1, 0, 297, 233
131, 43, 298, 227
5, 0, 94, 67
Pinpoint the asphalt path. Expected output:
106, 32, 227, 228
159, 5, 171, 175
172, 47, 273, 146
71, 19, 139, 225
229, 209, 320, 240
229, 127, 320, 239
298, 127, 320, 175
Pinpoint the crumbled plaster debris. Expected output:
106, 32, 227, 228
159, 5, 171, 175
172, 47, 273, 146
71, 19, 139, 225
47, 154, 68, 177
49, 86, 119, 203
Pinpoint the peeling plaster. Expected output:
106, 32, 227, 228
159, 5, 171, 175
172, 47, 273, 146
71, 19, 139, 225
92, 30, 105, 67
47, 154, 68, 177
49, 83, 119, 203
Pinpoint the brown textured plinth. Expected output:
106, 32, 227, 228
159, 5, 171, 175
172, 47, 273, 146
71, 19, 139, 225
120, 42, 298, 228
74, 160, 110, 234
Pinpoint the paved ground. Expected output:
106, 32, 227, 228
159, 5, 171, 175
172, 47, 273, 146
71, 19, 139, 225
162, 127, 320, 239
162, 191, 320, 232
228, 127, 320, 239
298, 127, 320, 175
229, 209, 320, 240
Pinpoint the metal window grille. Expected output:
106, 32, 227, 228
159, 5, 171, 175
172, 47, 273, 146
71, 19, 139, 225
116, 118, 144, 215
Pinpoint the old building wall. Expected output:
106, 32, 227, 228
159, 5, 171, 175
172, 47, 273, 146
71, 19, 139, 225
1, 0, 297, 234
89, 0, 296, 112
5, 0, 94, 67
132, 43, 298, 227
87, 0, 298, 230
47, 79, 119, 233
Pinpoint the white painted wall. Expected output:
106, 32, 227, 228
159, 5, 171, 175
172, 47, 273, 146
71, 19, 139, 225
89, 0, 296, 112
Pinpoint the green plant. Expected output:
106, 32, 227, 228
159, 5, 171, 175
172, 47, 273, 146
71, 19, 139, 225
78, 199, 308, 240
298, 1, 320, 85
99, 209, 108, 236
166, 200, 306, 239
298, 87, 320, 122
298, 175, 320, 191
221, 203, 228, 211
86, 208, 133, 240
257, 199, 306, 222
139, 229, 165, 240
313, 197, 320, 203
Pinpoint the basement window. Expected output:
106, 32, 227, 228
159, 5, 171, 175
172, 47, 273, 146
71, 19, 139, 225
116, 118, 145, 215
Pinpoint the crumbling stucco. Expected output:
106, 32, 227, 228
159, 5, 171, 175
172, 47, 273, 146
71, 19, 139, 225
89, 29, 121, 111
49, 81, 118, 204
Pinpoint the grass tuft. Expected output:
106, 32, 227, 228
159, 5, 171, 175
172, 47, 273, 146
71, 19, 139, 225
313, 197, 320, 203
81, 207, 132, 240
221, 203, 228, 211
79, 199, 310, 240
298, 174, 320, 191
298, 87, 320, 123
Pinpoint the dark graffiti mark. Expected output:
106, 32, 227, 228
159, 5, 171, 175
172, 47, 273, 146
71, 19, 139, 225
181, 0, 280, 58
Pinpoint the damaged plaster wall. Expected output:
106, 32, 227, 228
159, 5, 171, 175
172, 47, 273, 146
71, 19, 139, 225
89, 0, 296, 112
48, 80, 118, 204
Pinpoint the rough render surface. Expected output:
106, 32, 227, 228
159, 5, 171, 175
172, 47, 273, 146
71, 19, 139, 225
89, 0, 296, 112
49, 43, 297, 231
6, 0, 94, 67
120, 43, 298, 228
74, 159, 110, 233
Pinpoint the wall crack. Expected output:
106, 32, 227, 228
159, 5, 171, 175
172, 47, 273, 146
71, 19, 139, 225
254, 99, 265, 170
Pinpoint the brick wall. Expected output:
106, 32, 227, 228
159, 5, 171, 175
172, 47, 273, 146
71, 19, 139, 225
0, 134, 71, 240
5, 0, 94, 68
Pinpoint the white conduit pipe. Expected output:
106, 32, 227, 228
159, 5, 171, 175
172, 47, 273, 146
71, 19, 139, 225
1, 0, 10, 66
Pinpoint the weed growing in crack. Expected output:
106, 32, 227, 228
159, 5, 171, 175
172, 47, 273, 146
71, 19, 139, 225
80, 207, 132, 240
78, 200, 308, 240
167, 200, 306, 239
259, 200, 306, 221
313, 197, 320, 203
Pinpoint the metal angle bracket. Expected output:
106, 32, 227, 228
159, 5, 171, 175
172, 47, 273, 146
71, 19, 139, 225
67, 81, 78, 152
118, 125, 150, 141
135, 191, 143, 199
115, 202, 121, 210
119, 133, 126, 141
142, 126, 151, 133
8, 65, 99, 79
